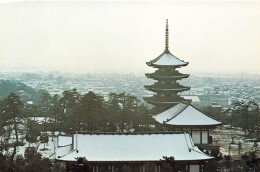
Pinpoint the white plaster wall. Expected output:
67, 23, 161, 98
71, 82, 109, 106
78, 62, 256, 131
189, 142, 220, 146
190, 165, 200, 172
192, 131, 200, 144
202, 131, 208, 144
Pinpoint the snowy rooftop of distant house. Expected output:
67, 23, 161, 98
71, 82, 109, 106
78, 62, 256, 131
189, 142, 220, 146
56, 133, 212, 162
153, 102, 222, 126
147, 52, 188, 67
27, 101, 33, 105
27, 117, 54, 124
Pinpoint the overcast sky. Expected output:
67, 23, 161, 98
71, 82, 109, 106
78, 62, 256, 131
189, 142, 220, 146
0, 0, 259, 75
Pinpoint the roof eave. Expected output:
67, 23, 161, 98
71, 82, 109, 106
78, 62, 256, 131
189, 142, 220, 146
56, 158, 214, 163
146, 61, 189, 68
164, 123, 222, 128
152, 63, 188, 68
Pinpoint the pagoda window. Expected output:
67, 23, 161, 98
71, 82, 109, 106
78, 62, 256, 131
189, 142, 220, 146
162, 68, 166, 72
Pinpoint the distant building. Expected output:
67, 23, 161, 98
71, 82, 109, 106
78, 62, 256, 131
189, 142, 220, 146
199, 94, 229, 107
144, 19, 190, 114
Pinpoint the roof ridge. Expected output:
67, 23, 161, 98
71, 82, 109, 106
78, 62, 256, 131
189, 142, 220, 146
185, 133, 212, 157
166, 102, 189, 122
74, 131, 186, 135
183, 132, 192, 152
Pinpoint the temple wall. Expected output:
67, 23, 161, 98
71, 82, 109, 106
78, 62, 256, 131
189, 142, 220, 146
190, 165, 200, 172
80, 163, 200, 172
192, 131, 201, 144
202, 131, 208, 144
191, 130, 209, 144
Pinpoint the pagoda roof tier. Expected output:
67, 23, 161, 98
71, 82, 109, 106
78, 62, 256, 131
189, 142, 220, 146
153, 102, 222, 127
145, 83, 190, 92
147, 51, 188, 67
146, 72, 189, 80
144, 96, 185, 105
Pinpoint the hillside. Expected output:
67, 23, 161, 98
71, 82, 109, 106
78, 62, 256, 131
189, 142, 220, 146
0, 79, 45, 104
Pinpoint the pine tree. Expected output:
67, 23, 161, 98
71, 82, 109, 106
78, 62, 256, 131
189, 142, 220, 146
2, 93, 24, 161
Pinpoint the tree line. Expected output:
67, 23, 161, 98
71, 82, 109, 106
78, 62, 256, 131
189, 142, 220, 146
0, 89, 155, 140
0, 90, 154, 171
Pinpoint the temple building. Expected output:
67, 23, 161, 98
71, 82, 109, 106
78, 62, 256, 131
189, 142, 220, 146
153, 101, 222, 151
56, 133, 213, 172
144, 19, 190, 114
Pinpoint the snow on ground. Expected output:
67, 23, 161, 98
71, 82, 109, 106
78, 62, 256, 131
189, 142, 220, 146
1, 129, 68, 159
15, 136, 57, 159
2, 134, 58, 160
212, 126, 260, 157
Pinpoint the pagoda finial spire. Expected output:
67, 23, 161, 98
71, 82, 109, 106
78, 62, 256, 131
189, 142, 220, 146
165, 19, 169, 53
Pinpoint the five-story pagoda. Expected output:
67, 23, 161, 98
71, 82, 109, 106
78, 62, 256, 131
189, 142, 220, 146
144, 20, 190, 113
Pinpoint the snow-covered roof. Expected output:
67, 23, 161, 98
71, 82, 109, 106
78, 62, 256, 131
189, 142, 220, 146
58, 135, 73, 147
153, 102, 222, 126
147, 52, 188, 67
153, 103, 188, 123
56, 133, 212, 162
27, 101, 33, 104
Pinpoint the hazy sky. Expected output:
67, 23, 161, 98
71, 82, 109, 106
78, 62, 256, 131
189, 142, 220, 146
0, 0, 259, 75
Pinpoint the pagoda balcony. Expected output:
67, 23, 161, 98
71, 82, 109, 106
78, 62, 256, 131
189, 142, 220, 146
143, 96, 185, 105
145, 71, 189, 80
144, 83, 190, 92
146, 70, 187, 75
